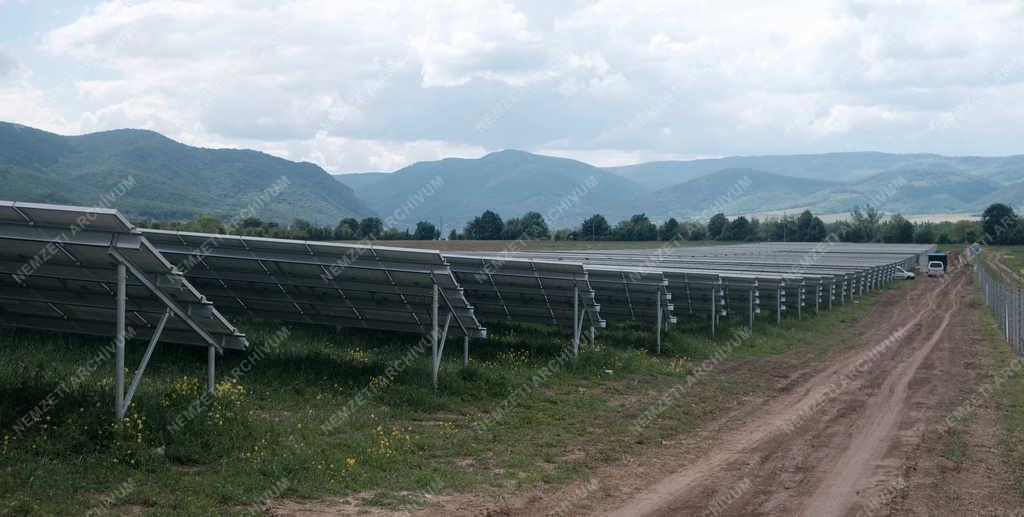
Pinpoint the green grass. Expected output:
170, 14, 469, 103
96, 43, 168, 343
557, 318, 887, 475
975, 288, 1024, 500
0, 287, 895, 516
993, 246, 1024, 286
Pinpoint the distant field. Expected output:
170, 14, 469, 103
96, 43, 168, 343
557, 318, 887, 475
337, 240, 732, 252
991, 246, 1024, 286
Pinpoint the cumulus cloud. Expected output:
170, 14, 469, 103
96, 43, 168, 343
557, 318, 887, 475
0, 48, 16, 78
4, 0, 1020, 171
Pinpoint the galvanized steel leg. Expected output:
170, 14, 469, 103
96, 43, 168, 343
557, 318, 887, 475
115, 262, 126, 421
798, 288, 803, 320
777, 288, 782, 325
748, 289, 754, 328
432, 283, 439, 390
572, 287, 580, 358
463, 336, 469, 367
207, 345, 216, 393
589, 326, 595, 348
711, 287, 717, 337
656, 290, 663, 354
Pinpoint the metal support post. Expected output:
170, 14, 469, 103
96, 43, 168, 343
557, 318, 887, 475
572, 286, 580, 358
463, 336, 469, 367
207, 345, 216, 393
656, 289, 663, 354
710, 287, 717, 337
432, 283, 439, 390
115, 263, 127, 421
748, 289, 754, 328
798, 288, 803, 320
777, 287, 782, 325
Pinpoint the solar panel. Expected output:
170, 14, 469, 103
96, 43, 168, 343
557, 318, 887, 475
443, 254, 602, 357
474, 242, 923, 333
583, 265, 674, 352
141, 229, 487, 388
0, 200, 249, 419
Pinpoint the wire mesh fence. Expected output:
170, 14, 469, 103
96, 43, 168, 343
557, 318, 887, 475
972, 254, 1024, 356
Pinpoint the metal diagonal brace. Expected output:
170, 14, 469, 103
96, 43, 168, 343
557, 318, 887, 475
430, 282, 453, 391
108, 248, 221, 352
119, 310, 172, 419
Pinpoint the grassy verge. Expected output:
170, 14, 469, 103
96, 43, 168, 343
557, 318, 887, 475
976, 289, 1024, 501
0, 286, 895, 516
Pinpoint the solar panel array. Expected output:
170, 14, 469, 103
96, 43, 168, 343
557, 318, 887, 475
0, 201, 249, 419
0, 199, 936, 412
466, 242, 930, 334
0, 202, 248, 351
142, 230, 487, 339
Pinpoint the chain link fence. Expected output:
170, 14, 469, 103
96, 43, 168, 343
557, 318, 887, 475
971, 253, 1024, 356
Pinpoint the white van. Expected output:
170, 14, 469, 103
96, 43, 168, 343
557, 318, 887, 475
927, 261, 945, 278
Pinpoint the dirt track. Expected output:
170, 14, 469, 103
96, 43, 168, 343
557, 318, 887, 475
412, 265, 1020, 517
592, 269, 968, 517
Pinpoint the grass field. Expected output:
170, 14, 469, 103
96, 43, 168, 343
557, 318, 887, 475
0, 286, 894, 516
994, 246, 1024, 286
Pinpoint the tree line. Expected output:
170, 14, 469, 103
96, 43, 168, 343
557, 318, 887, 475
136, 203, 1024, 245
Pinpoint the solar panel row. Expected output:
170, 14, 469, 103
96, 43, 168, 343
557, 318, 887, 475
0, 201, 249, 419
0, 201, 934, 419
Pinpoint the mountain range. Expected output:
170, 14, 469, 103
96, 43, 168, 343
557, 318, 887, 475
338, 149, 1021, 228
0, 122, 373, 224
1, 122, 1020, 230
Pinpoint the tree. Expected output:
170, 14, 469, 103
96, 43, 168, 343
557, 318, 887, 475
849, 206, 883, 242
982, 203, 1018, 245
504, 211, 549, 239
914, 224, 936, 244
708, 213, 730, 240
881, 214, 914, 243
580, 214, 611, 240
465, 210, 504, 240
413, 221, 440, 240
951, 220, 982, 243
658, 217, 683, 241
722, 216, 753, 241
613, 213, 657, 241
448, 229, 459, 240
194, 214, 224, 234
796, 210, 815, 241
807, 216, 828, 242
358, 217, 384, 239
685, 222, 707, 241
334, 217, 359, 240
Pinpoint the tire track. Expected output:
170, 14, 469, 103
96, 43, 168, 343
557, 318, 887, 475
601, 272, 968, 517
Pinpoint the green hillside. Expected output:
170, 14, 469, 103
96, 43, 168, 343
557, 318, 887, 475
0, 122, 374, 224
649, 168, 839, 218
607, 151, 1024, 190
349, 150, 649, 229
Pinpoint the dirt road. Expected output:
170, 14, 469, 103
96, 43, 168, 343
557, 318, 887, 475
589, 266, 1018, 516
413, 264, 1019, 517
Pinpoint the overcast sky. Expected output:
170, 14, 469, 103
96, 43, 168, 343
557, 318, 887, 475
1, 0, 1022, 172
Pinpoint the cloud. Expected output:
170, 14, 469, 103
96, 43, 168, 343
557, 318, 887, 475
7, 0, 1020, 172
0, 48, 16, 78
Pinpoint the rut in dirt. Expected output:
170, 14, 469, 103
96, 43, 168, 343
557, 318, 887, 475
603, 271, 970, 517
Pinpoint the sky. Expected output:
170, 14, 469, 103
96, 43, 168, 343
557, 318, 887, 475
1, 0, 1022, 173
